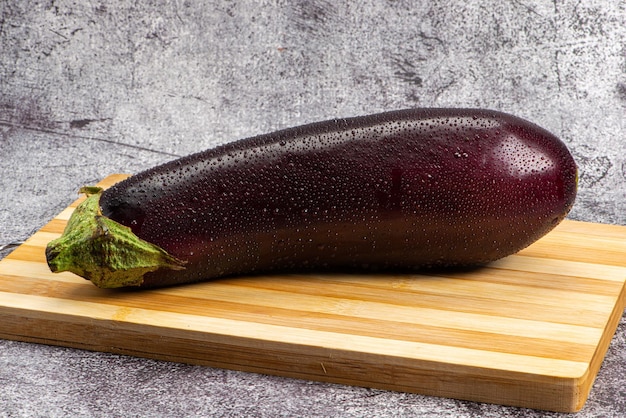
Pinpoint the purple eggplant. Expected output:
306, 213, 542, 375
46, 108, 577, 288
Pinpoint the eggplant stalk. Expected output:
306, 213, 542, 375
45, 187, 186, 288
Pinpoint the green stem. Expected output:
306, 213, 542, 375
46, 187, 186, 288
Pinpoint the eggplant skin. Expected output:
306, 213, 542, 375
100, 108, 577, 287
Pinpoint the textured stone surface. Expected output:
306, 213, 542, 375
1, 0, 624, 416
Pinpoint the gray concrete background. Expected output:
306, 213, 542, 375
1, 0, 624, 416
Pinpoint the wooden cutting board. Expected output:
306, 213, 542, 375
1, 174, 624, 412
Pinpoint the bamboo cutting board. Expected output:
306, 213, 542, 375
0, 174, 624, 412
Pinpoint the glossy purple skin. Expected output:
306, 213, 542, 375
100, 108, 577, 287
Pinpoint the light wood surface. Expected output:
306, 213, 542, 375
0, 174, 624, 412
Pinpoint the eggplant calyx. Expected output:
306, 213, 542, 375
45, 186, 186, 289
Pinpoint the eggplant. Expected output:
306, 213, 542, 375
46, 108, 577, 288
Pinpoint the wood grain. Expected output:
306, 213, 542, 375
0, 174, 624, 412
